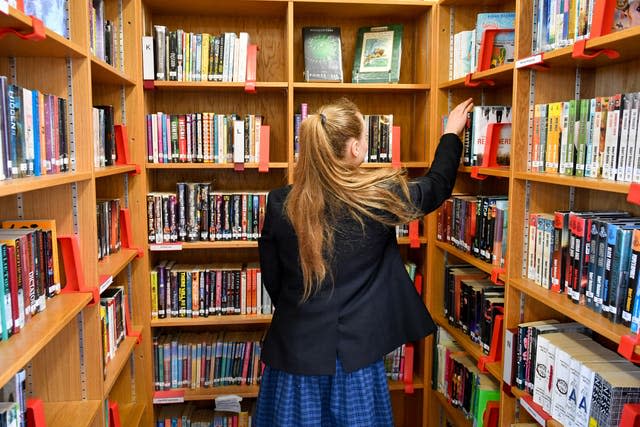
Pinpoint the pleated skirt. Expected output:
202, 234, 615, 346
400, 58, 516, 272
254, 358, 394, 427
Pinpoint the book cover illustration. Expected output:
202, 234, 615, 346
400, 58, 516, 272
612, 0, 640, 31
302, 27, 343, 82
474, 13, 515, 71
24, 0, 68, 38
471, 105, 512, 166
352, 24, 403, 83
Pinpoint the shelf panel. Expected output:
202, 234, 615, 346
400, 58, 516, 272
97, 249, 138, 279
433, 390, 473, 427
360, 162, 430, 169
95, 165, 138, 178
104, 335, 139, 397
0, 7, 86, 57
150, 81, 288, 91
146, 162, 289, 170
142, 0, 288, 16
513, 171, 630, 194
439, 63, 514, 90
151, 314, 272, 328
510, 277, 639, 353
293, 82, 430, 92
397, 236, 427, 245
119, 403, 145, 427
0, 172, 92, 198
388, 377, 424, 391
460, 165, 511, 178
149, 241, 259, 251
434, 240, 497, 276
534, 26, 640, 69
91, 56, 135, 86
43, 400, 102, 427
293, 1, 434, 18
0, 292, 91, 388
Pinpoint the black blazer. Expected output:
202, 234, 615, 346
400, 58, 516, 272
258, 133, 462, 375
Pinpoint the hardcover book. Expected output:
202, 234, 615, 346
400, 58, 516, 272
302, 27, 343, 82
474, 13, 515, 71
352, 24, 403, 83
24, 0, 68, 38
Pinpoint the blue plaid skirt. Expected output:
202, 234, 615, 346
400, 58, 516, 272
254, 358, 393, 427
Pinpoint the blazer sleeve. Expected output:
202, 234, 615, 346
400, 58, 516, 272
258, 194, 282, 307
409, 133, 462, 215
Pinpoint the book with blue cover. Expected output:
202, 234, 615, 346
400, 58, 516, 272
24, 0, 68, 38
474, 12, 515, 71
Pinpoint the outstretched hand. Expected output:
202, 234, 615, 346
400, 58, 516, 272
444, 98, 474, 137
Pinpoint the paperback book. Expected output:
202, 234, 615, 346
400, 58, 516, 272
302, 27, 343, 82
352, 24, 403, 83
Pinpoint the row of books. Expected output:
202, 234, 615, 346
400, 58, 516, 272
504, 320, 640, 427
146, 112, 264, 164
97, 198, 121, 261
302, 25, 403, 84
443, 265, 504, 355
153, 332, 264, 390
156, 405, 251, 427
0, 370, 25, 427
531, 93, 640, 182
462, 105, 512, 167
147, 188, 267, 244
534, 0, 640, 54
434, 328, 500, 427
0, 220, 61, 342
100, 286, 127, 369
89, 0, 117, 66
450, 13, 516, 80
150, 262, 274, 319
437, 195, 509, 268
384, 343, 415, 382
151, 27, 252, 83
0, 76, 70, 181
92, 105, 116, 168
526, 211, 640, 329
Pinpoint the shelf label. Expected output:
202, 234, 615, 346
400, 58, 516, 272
153, 390, 185, 404
149, 243, 183, 251
516, 54, 544, 69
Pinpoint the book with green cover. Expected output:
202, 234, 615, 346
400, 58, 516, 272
302, 27, 343, 82
351, 24, 403, 83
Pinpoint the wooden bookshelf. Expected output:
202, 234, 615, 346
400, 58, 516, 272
104, 334, 140, 397
43, 400, 102, 427
95, 165, 139, 178
97, 249, 139, 278
91, 56, 136, 86
145, 162, 289, 169
119, 402, 146, 427
434, 390, 473, 427
439, 63, 514, 89
151, 81, 288, 90
0, 172, 92, 198
151, 315, 272, 328
293, 82, 430, 92
513, 171, 633, 193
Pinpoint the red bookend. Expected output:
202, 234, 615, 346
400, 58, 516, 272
403, 343, 414, 394
392, 126, 401, 169
114, 124, 141, 175
477, 28, 515, 72
482, 401, 500, 427
109, 401, 122, 427
245, 44, 258, 93
620, 403, 640, 427
491, 267, 506, 285
153, 390, 185, 404
26, 398, 46, 427
408, 220, 420, 248
618, 334, 640, 363
472, 122, 509, 180
628, 183, 640, 206
258, 125, 270, 173
119, 208, 143, 258
143, 80, 155, 90
478, 312, 504, 372
590, 0, 617, 38
464, 73, 495, 88
0, 15, 45, 41
234, 162, 245, 172
571, 38, 619, 60
58, 234, 99, 305
413, 273, 423, 296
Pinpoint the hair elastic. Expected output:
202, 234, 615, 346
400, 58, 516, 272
319, 113, 327, 126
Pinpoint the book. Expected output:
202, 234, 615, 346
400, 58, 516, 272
23, 0, 68, 38
612, 0, 640, 32
352, 24, 403, 83
474, 12, 515, 71
302, 27, 343, 82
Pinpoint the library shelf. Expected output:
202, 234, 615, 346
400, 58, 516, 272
95, 164, 139, 178
0, 292, 91, 388
151, 315, 273, 328
97, 248, 139, 279
510, 388, 563, 427
434, 314, 502, 382
438, 63, 514, 90
360, 162, 430, 169
104, 333, 140, 398
434, 240, 499, 277
0, 172, 93, 198
153, 385, 262, 402
149, 241, 259, 251
293, 83, 430, 92
293, 0, 434, 18
91, 56, 136, 86
397, 236, 428, 245
146, 163, 289, 170
388, 378, 424, 391
510, 277, 640, 354
142, 0, 288, 16
0, 8, 86, 58
533, 26, 640, 69
43, 400, 102, 427
433, 390, 473, 427
119, 402, 146, 427
459, 165, 511, 178
513, 172, 631, 194
150, 81, 288, 91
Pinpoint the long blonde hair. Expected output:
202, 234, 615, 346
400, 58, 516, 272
285, 98, 420, 301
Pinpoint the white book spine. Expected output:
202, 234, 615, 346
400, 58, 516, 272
617, 95, 632, 181
624, 93, 639, 182
233, 119, 244, 163
142, 36, 155, 80
533, 335, 552, 407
